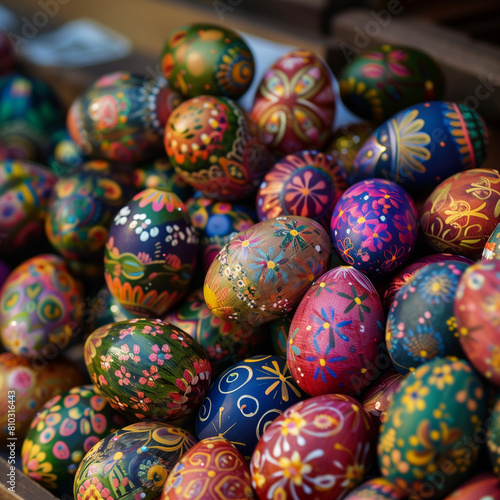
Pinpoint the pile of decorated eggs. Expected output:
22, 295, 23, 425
1, 15, 499, 500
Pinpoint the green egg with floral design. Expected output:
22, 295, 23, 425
160, 23, 255, 99
21, 385, 126, 497
378, 356, 486, 499
73, 421, 197, 500
339, 45, 445, 123
85, 318, 211, 423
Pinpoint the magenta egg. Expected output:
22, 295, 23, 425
443, 473, 500, 499
250, 394, 376, 500
287, 266, 385, 397
330, 179, 419, 277
251, 50, 336, 155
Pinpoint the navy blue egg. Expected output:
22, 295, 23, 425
386, 260, 468, 375
350, 101, 489, 192
195, 354, 306, 459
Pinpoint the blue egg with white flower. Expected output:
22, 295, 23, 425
195, 354, 306, 459
386, 260, 468, 374
104, 188, 198, 318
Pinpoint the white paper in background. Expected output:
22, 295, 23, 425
20, 18, 132, 67
0, 4, 17, 31
239, 33, 361, 130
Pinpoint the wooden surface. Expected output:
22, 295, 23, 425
0, 458, 60, 500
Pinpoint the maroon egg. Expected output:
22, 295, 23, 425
455, 260, 500, 386
420, 168, 500, 259
251, 50, 336, 155
250, 394, 376, 500
361, 370, 404, 426
287, 266, 385, 397
256, 150, 347, 229
383, 253, 474, 311
443, 472, 500, 499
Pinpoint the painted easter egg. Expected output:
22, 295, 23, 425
204, 215, 331, 325
250, 393, 375, 499
256, 150, 348, 229
0, 254, 84, 359
420, 168, 500, 259
324, 122, 374, 178
0, 73, 64, 161
46, 128, 88, 177
85, 318, 211, 422
104, 188, 198, 317
0, 159, 57, 255
187, 193, 256, 272
361, 370, 404, 425
0, 353, 83, 445
343, 477, 408, 499
251, 50, 336, 155
73, 421, 197, 500
68, 71, 181, 163
287, 266, 385, 397
383, 253, 474, 311
378, 357, 486, 498
482, 222, 500, 262
330, 179, 419, 277
350, 101, 489, 191
443, 473, 500, 499
386, 260, 468, 375
163, 288, 266, 377
455, 260, 500, 386
46, 160, 135, 261
339, 45, 445, 123
165, 95, 268, 201
160, 23, 255, 99
161, 436, 254, 499
133, 157, 193, 201
22, 385, 126, 496
195, 355, 306, 458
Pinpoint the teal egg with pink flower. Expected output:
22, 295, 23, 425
73, 421, 197, 500
84, 318, 211, 422
104, 188, 198, 317
21, 385, 126, 497
330, 179, 419, 277
67, 71, 182, 163
339, 45, 445, 124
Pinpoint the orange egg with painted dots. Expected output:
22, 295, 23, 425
160, 23, 255, 99
165, 95, 269, 201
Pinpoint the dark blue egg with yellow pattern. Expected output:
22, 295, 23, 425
386, 260, 468, 375
195, 355, 306, 459
351, 101, 489, 192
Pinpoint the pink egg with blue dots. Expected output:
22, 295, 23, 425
330, 179, 419, 277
